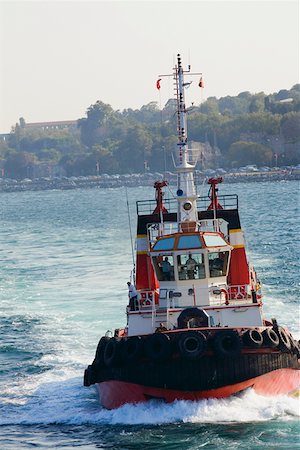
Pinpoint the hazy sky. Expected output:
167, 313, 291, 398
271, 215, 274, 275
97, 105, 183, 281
0, 0, 299, 133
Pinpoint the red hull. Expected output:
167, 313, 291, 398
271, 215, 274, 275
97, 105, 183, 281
96, 368, 300, 409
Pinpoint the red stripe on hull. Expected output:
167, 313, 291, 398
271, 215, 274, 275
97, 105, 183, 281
96, 368, 300, 410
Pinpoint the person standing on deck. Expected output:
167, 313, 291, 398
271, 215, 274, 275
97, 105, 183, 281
127, 281, 138, 311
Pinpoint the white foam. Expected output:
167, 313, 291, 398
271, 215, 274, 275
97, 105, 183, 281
0, 376, 299, 426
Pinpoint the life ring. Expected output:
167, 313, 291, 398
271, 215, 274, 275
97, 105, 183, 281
103, 337, 121, 367
220, 288, 229, 305
213, 330, 242, 358
145, 333, 171, 362
177, 308, 209, 329
262, 328, 279, 348
242, 329, 263, 348
220, 288, 229, 299
121, 336, 143, 364
277, 327, 292, 352
178, 331, 207, 360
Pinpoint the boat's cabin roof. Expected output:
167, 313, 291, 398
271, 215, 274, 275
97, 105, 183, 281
151, 231, 229, 252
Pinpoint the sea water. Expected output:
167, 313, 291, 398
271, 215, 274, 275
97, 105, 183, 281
0, 181, 299, 449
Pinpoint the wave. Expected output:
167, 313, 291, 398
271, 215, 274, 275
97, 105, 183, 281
0, 375, 299, 426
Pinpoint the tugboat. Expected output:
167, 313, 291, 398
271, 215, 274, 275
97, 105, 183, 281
84, 54, 300, 410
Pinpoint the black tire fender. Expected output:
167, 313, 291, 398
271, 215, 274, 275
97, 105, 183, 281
94, 336, 110, 366
83, 367, 90, 387
213, 330, 242, 358
262, 328, 280, 348
242, 329, 263, 348
178, 331, 207, 360
277, 327, 292, 352
103, 337, 121, 367
145, 333, 171, 362
291, 339, 300, 357
121, 336, 143, 364
84, 365, 95, 386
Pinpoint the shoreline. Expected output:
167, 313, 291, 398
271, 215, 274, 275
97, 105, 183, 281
0, 171, 298, 193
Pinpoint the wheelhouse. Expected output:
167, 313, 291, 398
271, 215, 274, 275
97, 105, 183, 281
150, 231, 232, 284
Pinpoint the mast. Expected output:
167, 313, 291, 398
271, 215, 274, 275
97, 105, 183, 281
158, 54, 202, 233
174, 54, 199, 232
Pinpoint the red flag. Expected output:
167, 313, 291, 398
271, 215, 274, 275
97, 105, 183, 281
156, 78, 161, 90
198, 77, 204, 88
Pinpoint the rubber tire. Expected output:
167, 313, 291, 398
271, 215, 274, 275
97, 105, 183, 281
262, 328, 280, 348
121, 336, 143, 364
145, 333, 171, 362
103, 338, 121, 367
84, 365, 95, 386
291, 339, 300, 357
213, 330, 242, 358
242, 329, 263, 348
277, 327, 292, 352
94, 336, 110, 366
177, 308, 209, 329
178, 331, 207, 360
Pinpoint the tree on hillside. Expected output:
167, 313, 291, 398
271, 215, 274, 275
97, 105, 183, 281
4, 151, 37, 179
3, 85, 299, 176
280, 112, 300, 143
239, 112, 280, 134
115, 125, 153, 173
148, 130, 177, 172
249, 93, 265, 113
219, 94, 251, 115
199, 97, 219, 115
78, 101, 115, 148
38, 149, 61, 162
227, 141, 273, 167
91, 145, 119, 174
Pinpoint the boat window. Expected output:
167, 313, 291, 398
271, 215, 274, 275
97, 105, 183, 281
177, 235, 202, 249
152, 255, 175, 281
208, 251, 229, 277
153, 237, 175, 251
177, 253, 206, 280
203, 234, 227, 247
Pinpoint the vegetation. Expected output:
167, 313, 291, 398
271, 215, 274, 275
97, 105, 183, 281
0, 85, 299, 179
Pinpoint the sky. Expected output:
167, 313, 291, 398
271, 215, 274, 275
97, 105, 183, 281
0, 0, 299, 133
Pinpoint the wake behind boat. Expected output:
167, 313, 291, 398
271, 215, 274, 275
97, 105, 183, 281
84, 54, 300, 410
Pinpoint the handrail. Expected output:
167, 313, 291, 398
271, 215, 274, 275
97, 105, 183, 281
136, 194, 238, 215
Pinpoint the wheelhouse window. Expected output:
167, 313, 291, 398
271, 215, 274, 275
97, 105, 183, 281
152, 255, 175, 281
177, 235, 202, 249
177, 253, 205, 280
203, 234, 227, 247
153, 237, 175, 251
208, 251, 229, 277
